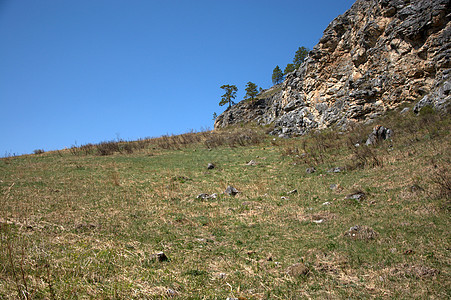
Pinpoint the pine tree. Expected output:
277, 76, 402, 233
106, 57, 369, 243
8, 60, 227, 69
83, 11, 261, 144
293, 46, 309, 69
219, 85, 238, 108
284, 63, 296, 74
272, 65, 284, 85
244, 82, 258, 101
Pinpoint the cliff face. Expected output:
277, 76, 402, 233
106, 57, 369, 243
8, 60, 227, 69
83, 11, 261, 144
215, 0, 450, 135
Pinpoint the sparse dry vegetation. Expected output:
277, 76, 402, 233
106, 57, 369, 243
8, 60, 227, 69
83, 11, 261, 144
0, 109, 450, 299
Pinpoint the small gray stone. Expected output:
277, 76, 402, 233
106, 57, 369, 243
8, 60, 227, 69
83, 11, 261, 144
288, 189, 298, 194
345, 191, 366, 201
306, 167, 316, 174
166, 288, 177, 296
150, 251, 168, 262
246, 160, 257, 166
207, 163, 215, 170
366, 125, 393, 145
197, 193, 217, 200
224, 186, 239, 196
327, 167, 343, 173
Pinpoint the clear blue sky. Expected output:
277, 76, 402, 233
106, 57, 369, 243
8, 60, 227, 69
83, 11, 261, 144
0, 0, 355, 156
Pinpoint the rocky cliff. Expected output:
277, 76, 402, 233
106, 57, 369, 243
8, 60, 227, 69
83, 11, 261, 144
215, 0, 450, 136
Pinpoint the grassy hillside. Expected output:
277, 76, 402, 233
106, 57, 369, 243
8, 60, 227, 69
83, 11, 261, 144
1, 109, 449, 299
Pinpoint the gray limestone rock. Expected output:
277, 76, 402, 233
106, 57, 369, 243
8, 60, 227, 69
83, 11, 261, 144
344, 225, 378, 240
366, 125, 393, 145
345, 191, 366, 201
306, 167, 316, 174
246, 160, 258, 166
224, 186, 239, 196
197, 193, 218, 200
214, 0, 450, 136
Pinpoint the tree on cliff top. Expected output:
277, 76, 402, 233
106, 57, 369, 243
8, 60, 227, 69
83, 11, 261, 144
284, 63, 296, 75
244, 82, 259, 101
293, 46, 309, 69
272, 65, 284, 85
219, 84, 238, 108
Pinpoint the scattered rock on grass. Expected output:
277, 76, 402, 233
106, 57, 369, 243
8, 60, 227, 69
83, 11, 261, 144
286, 262, 310, 277
344, 225, 378, 240
345, 191, 366, 201
224, 186, 239, 196
409, 184, 424, 193
207, 163, 215, 170
166, 288, 177, 297
288, 189, 297, 195
246, 160, 257, 166
306, 167, 316, 174
366, 125, 393, 145
196, 193, 217, 200
150, 251, 168, 262
327, 167, 344, 173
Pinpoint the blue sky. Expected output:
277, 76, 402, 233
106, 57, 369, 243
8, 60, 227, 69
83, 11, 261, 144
0, 0, 355, 156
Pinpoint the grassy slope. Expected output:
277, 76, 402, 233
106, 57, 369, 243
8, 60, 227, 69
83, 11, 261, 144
0, 110, 450, 299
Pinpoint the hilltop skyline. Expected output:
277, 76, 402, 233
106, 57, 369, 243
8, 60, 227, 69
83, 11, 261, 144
0, 0, 355, 156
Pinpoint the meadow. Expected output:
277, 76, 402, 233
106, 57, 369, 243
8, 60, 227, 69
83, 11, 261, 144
1, 109, 449, 299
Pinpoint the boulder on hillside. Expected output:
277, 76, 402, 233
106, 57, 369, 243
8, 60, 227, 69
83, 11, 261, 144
366, 125, 393, 145
224, 186, 239, 196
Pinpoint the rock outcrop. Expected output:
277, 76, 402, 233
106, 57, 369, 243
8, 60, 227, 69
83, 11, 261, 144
215, 0, 450, 136
214, 85, 283, 129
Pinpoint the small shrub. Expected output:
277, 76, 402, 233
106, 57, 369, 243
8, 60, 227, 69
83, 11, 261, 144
121, 143, 134, 154
33, 149, 45, 155
418, 105, 435, 117
96, 141, 120, 156
204, 129, 265, 149
347, 145, 383, 169
69, 146, 80, 156
431, 164, 451, 199
80, 144, 95, 155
